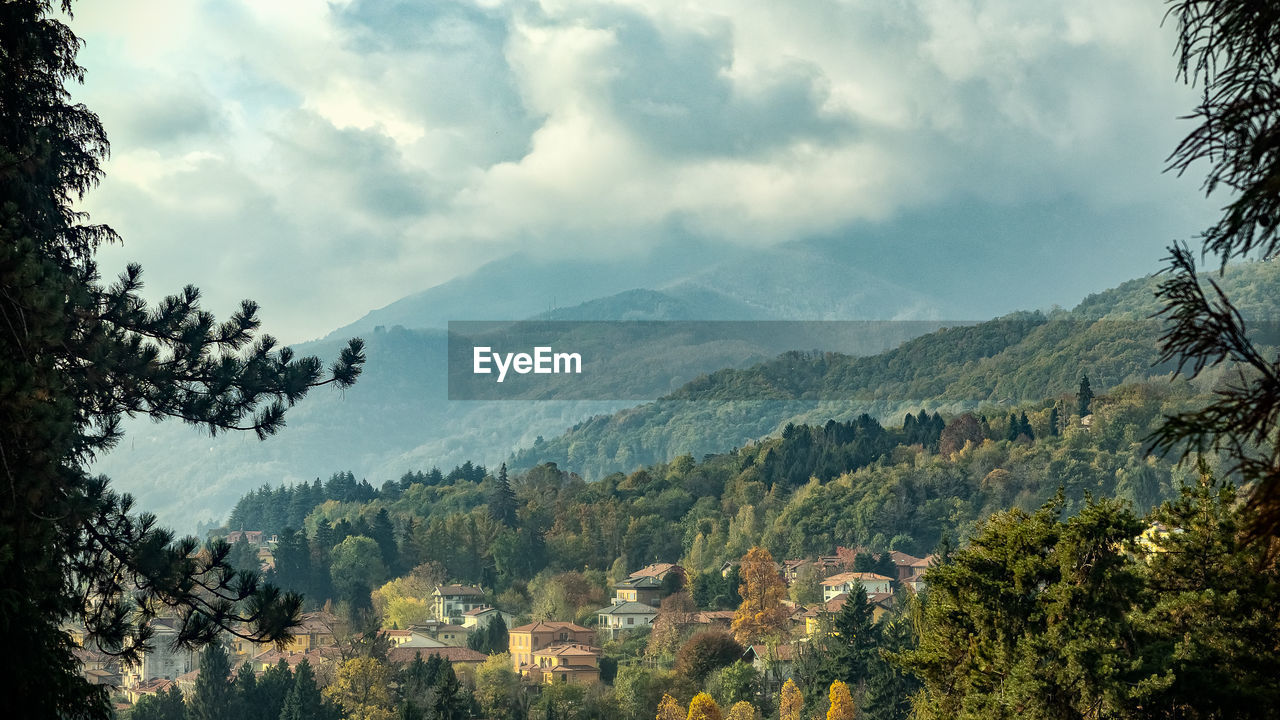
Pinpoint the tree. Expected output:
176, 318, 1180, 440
731, 547, 790, 645
725, 702, 758, 720
656, 692, 685, 720
490, 463, 518, 527
0, 4, 365, 716
687, 693, 724, 720
938, 414, 984, 456
189, 643, 235, 720
1146, 0, 1280, 543
473, 654, 525, 720
648, 591, 698, 659
229, 535, 261, 573
325, 657, 396, 720
130, 685, 186, 720
825, 681, 855, 720
778, 679, 803, 720
281, 659, 340, 720
706, 661, 761, 709
675, 630, 745, 684
1076, 374, 1094, 417
331, 536, 388, 611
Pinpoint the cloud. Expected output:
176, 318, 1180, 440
70, 0, 1215, 341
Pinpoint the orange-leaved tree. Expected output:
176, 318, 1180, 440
731, 547, 791, 645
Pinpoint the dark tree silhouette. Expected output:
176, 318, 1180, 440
1155, 1, 1280, 538
0, 2, 364, 716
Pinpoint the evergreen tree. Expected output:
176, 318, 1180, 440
280, 659, 338, 720
0, 4, 364, 715
1048, 406, 1060, 436
130, 685, 186, 720
189, 644, 235, 720
1077, 374, 1094, 417
490, 463, 518, 527
370, 508, 399, 575
256, 660, 295, 720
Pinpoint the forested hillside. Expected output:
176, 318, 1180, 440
515, 260, 1280, 477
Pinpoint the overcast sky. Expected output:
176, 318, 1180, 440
71, 0, 1216, 343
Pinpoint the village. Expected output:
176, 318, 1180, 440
67, 536, 933, 713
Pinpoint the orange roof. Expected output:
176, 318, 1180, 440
388, 646, 487, 665
628, 563, 680, 579
534, 643, 601, 658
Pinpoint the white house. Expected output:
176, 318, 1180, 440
820, 572, 893, 602
461, 606, 515, 631
594, 601, 657, 638
432, 584, 485, 624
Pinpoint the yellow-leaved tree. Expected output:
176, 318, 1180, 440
731, 547, 791, 645
779, 678, 804, 720
826, 680, 856, 720
688, 692, 724, 720
657, 693, 685, 720
726, 700, 758, 720
324, 657, 395, 720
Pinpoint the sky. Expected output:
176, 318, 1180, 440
70, 0, 1218, 343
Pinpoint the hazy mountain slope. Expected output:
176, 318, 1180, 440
511, 261, 1280, 478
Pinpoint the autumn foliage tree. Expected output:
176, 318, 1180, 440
656, 692, 685, 720
826, 681, 856, 720
688, 692, 724, 720
778, 679, 804, 720
731, 547, 791, 645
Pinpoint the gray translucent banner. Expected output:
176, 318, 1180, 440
447, 320, 964, 400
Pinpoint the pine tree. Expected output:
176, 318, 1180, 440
370, 508, 399, 575
1048, 406, 1060, 436
1077, 374, 1094, 417
0, 4, 364, 715
189, 644, 235, 720
490, 463, 518, 527
130, 685, 186, 720
281, 659, 338, 720
829, 586, 878, 687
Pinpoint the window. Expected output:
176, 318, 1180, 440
627, 617, 634, 625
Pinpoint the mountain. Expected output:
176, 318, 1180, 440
511, 260, 1280, 478
94, 241, 953, 531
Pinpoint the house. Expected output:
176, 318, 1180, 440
388, 646, 488, 675
902, 573, 927, 593
820, 572, 893, 601
283, 611, 339, 654
408, 619, 470, 647
249, 647, 340, 673
889, 551, 933, 582
613, 575, 663, 606
125, 678, 175, 705
628, 563, 683, 582
804, 592, 897, 636
742, 644, 795, 692
595, 601, 658, 638
461, 606, 515, 631
508, 621, 595, 671
691, 610, 736, 628
528, 643, 602, 685
226, 530, 265, 546
432, 585, 486, 623
120, 618, 196, 687
380, 629, 445, 648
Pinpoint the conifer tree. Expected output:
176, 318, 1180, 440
0, 3, 365, 715
1077, 374, 1094, 417
189, 644, 235, 720
490, 463, 518, 527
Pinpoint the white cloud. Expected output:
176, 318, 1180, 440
70, 0, 1211, 341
